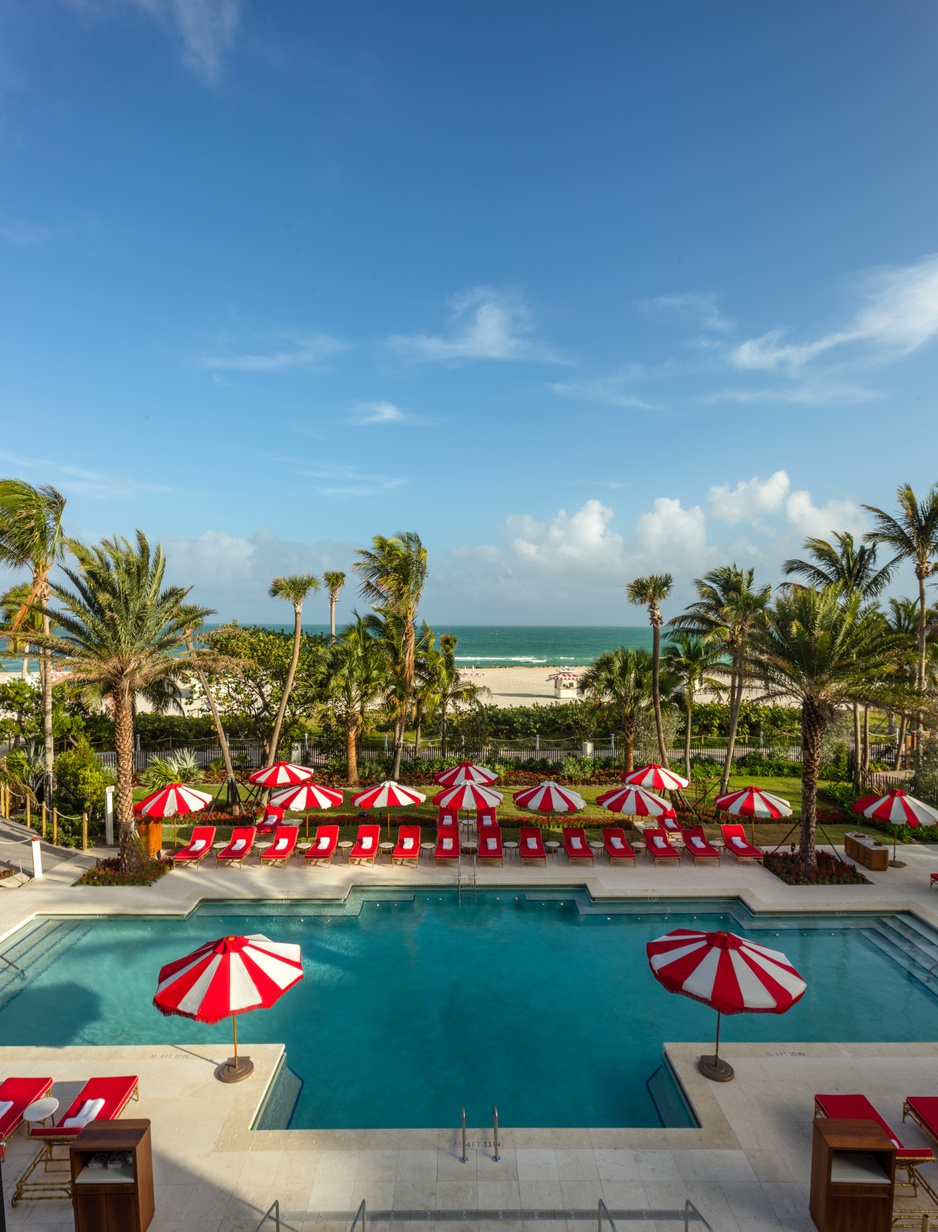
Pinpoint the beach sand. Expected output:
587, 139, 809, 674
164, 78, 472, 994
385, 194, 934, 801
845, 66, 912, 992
459, 664, 586, 708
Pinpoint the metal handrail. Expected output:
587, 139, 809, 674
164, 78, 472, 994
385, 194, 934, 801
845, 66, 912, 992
254, 1199, 280, 1232
597, 1198, 617, 1232
684, 1198, 714, 1231
492, 1104, 500, 1162
349, 1198, 366, 1232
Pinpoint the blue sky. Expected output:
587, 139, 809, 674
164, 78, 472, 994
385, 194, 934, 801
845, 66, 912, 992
2, 1, 938, 627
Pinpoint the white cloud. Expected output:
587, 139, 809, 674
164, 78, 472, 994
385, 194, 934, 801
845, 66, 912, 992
293, 462, 407, 498
507, 500, 627, 570
0, 449, 176, 499
202, 331, 345, 373
548, 374, 660, 411
784, 489, 869, 542
640, 291, 734, 333
708, 471, 791, 523
699, 382, 879, 406
388, 286, 559, 363
633, 497, 708, 562
348, 400, 434, 427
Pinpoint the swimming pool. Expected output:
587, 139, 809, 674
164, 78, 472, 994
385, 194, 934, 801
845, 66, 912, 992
2, 890, 937, 1129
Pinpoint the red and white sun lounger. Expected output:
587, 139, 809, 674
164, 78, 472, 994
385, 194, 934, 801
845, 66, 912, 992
602, 827, 637, 865
683, 825, 721, 864
563, 827, 593, 863
0, 1076, 52, 1159
519, 826, 547, 866
660, 816, 684, 834
434, 829, 459, 863
260, 825, 299, 866
349, 824, 381, 864
393, 824, 421, 866
720, 824, 765, 863
816, 1093, 937, 1202
437, 808, 459, 828
256, 805, 284, 836
305, 824, 339, 865
477, 808, 498, 831
215, 826, 255, 867
643, 828, 681, 864
173, 825, 216, 867
478, 826, 503, 865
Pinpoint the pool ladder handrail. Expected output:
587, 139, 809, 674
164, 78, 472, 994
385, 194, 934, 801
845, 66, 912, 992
254, 1199, 280, 1232
349, 1198, 366, 1232
684, 1199, 714, 1231
597, 1198, 617, 1232
599, 1198, 713, 1231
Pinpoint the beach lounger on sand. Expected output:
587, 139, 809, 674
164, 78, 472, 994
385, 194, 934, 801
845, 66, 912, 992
520, 826, 547, 866
392, 824, 421, 866
720, 824, 764, 863
643, 828, 681, 865
260, 825, 299, 866
434, 830, 459, 863
683, 825, 721, 864
305, 824, 339, 865
816, 1093, 937, 1202
563, 826, 593, 864
0, 1077, 52, 1159
215, 826, 255, 867
478, 826, 503, 866
256, 805, 284, 836
349, 824, 381, 865
602, 827, 636, 865
173, 825, 216, 867
16, 1075, 139, 1203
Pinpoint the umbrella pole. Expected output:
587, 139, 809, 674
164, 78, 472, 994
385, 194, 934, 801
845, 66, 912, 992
698, 1010, 734, 1083
232, 1013, 238, 1063
890, 825, 906, 868
218, 1011, 254, 1084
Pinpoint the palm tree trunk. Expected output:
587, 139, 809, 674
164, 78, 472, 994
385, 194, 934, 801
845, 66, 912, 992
41, 606, 54, 806
863, 706, 871, 776
801, 699, 825, 875
852, 703, 862, 791
622, 716, 635, 772
684, 690, 693, 781
894, 713, 908, 771
440, 707, 449, 760
330, 596, 337, 643
391, 713, 405, 780
915, 569, 928, 770
720, 660, 745, 795
185, 634, 241, 814
651, 621, 668, 767
346, 720, 359, 786
268, 603, 303, 764
113, 686, 138, 871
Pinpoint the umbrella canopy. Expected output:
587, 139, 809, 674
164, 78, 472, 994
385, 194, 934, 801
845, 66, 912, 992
248, 761, 314, 787
513, 781, 585, 815
153, 933, 304, 1083
647, 927, 806, 1081
714, 786, 793, 819
595, 784, 675, 819
351, 781, 427, 810
432, 782, 503, 811
272, 783, 344, 811
853, 788, 938, 867
134, 783, 213, 818
622, 763, 689, 791
433, 761, 499, 787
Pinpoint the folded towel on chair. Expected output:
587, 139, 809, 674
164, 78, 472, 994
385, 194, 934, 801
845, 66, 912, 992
402, 837, 414, 850
231, 839, 246, 852
0, 1100, 12, 1119
526, 837, 537, 849
361, 836, 374, 850
570, 836, 582, 848
691, 837, 705, 849
486, 838, 497, 850
653, 837, 666, 849
731, 837, 746, 848
610, 837, 623, 848
189, 839, 206, 853
316, 836, 329, 849
64, 1098, 105, 1129
442, 837, 453, 850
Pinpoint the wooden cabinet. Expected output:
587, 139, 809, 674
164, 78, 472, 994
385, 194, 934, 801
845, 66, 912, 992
809, 1118, 895, 1232
69, 1120, 154, 1232
136, 820, 163, 858
844, 832, 889, 871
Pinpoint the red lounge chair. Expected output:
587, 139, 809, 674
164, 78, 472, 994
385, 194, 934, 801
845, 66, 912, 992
519, 826, 547, 866
643, 828, 681, 865
904, 1096, 938, 1151
683, 825, 721, 864
563, 827, 594, 864
392, 824, 421, 866
215, 826, 255, 867
0, 1076, 52, 1159
478, 826, 503, 866
930, 873, 938, 889
720, 824, 765, 863
256, 805, 284, 836
434, 830, 459, 863
437, 809, 459, 828
477, 808, 498, 830
602, 827, 637, 865
305, 824, 339, 865
260, 825, 299, 866
173, 825, 216, 867
660, 816, 684, 834
349, 824, 381, 865
816, 1093, 937, 1202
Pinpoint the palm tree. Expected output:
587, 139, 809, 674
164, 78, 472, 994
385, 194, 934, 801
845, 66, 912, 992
0, 480, 66, 804
2, 582, 41, 680
354, 532, 427, 779
748, 585, 916, 872
181, 607, 242, 813
577, 647, 655, 772
663, 631, 725, 780
864, 483, 938, 765
626, 573, 673, 767
313, 618, 386, 785
40, 532, 212, 870
670, 565, 772, 794
323, 571, 346, 643
267, 574, 320, 762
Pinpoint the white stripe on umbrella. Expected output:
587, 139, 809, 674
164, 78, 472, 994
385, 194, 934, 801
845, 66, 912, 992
272, 783, 344, 810
714, 787, 792, 818
248, 761, 314, 787
513, 782, 585, 813
622, 764, 689, 791
137, 784, 213, 817
434, 762, 499, 786
855, 789, 938, 826
352, 781, 427, 808
434, 783, 503, 811
229, 953, 262, 1012
167, 953, 225, 1017
596, 785, 675, 817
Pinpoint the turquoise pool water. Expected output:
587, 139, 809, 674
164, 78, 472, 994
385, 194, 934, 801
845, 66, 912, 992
2, 891, 937, 1129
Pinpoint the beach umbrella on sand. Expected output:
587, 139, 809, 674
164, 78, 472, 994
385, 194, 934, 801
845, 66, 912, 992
134, 782, 213, 848
853, 789, 938, 868
154, 934, 303, 1084
433, 782, 503, 816
715, 785, 793, 844
434, 761, 499, 787
351, 780, 427, 837
248, 761, 314, 788
622, 763, 689, 792
596, 784, 676, 826
272, 782, 344, 840
513, 781, 585, 827
647, 928, 806, 1082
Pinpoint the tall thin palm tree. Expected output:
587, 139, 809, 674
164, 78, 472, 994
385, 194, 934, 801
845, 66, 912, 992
626, 573, 673, 767
354, 531, 427, 779
323, 571, 346, 643
577, 647, 655, 772
663, 631, 725, 780
670, 565, 771, 794
313, 617, 386, 785
181, 607, 242, 813
267, 574, 320, 763
40, 532, 212, 869
0, 479, 66, 804
748, 585, 916, 872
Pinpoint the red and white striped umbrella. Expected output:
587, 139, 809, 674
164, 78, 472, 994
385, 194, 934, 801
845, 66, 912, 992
272, 782, 344, 840
596, 784, 676, 819
647, 928, 806, 1081
513, 781, 585, 815
248, 761, 314, 787
434, 761, 499, 787
351, 780, 427, 837
432, 782, 503, 812
715, 786, 793, 819
853, 789, 938, 866
134, 783, 213, 818
153, 933, 304, 1082
622, 763, 689, 791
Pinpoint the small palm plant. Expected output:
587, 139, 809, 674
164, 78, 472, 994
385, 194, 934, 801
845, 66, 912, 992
139, 749, 204, 791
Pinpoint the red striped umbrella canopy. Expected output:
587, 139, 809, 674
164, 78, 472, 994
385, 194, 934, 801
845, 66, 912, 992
513, 781, 585, 814
433, 761, 499, 787
622, 763, 689, 791
854, 789, 938, 827
153, 934, 304, 1023
714, 786, 793, 819
272, 783, 344, 811
134, 783, 213, 818
248, 761, 314, 787
432, 783, 503, 811
351, 781, 427, 810
596, 785, 676, 819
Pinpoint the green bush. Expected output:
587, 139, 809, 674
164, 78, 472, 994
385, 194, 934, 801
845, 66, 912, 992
54, 738, 114, 819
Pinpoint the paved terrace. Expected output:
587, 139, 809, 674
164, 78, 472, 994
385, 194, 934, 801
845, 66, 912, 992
2, 829, 938, 1232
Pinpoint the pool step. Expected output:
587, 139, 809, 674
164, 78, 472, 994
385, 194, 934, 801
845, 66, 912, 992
861, 919, 938, 988
0, 920, 88, 1011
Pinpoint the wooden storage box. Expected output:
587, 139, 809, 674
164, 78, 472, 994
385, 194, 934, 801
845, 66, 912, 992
809, 1117, 895, 1232
69, 1119, 154, 1232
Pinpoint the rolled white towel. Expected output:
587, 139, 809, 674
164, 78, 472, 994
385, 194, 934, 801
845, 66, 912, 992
231, 839, 246, 852
653, 837, 666, 849
189, 839, 207, 853
442, 837, 453, 850
525, 837, 538, 849
731, 836, 746, 848
0, 1100, 13, 1120
402, 837, 414, 851
486, 837, 497, 850
63, 1097, 105, 1130
570, 836, 582, 849
360, 836, 374, 850
610, 837, 624, 849
316, 836, 330, 849
691, 837, 705, 849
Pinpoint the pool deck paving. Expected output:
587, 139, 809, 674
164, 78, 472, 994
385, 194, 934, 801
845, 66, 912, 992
2, 825, 938, 1231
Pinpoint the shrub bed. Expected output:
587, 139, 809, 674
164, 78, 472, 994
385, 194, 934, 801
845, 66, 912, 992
76, 858, 172, 887
763, 849, 870, 886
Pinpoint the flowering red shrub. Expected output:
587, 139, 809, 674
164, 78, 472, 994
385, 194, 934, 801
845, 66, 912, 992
764, 849, 870, 886
76, 858, 172, 887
